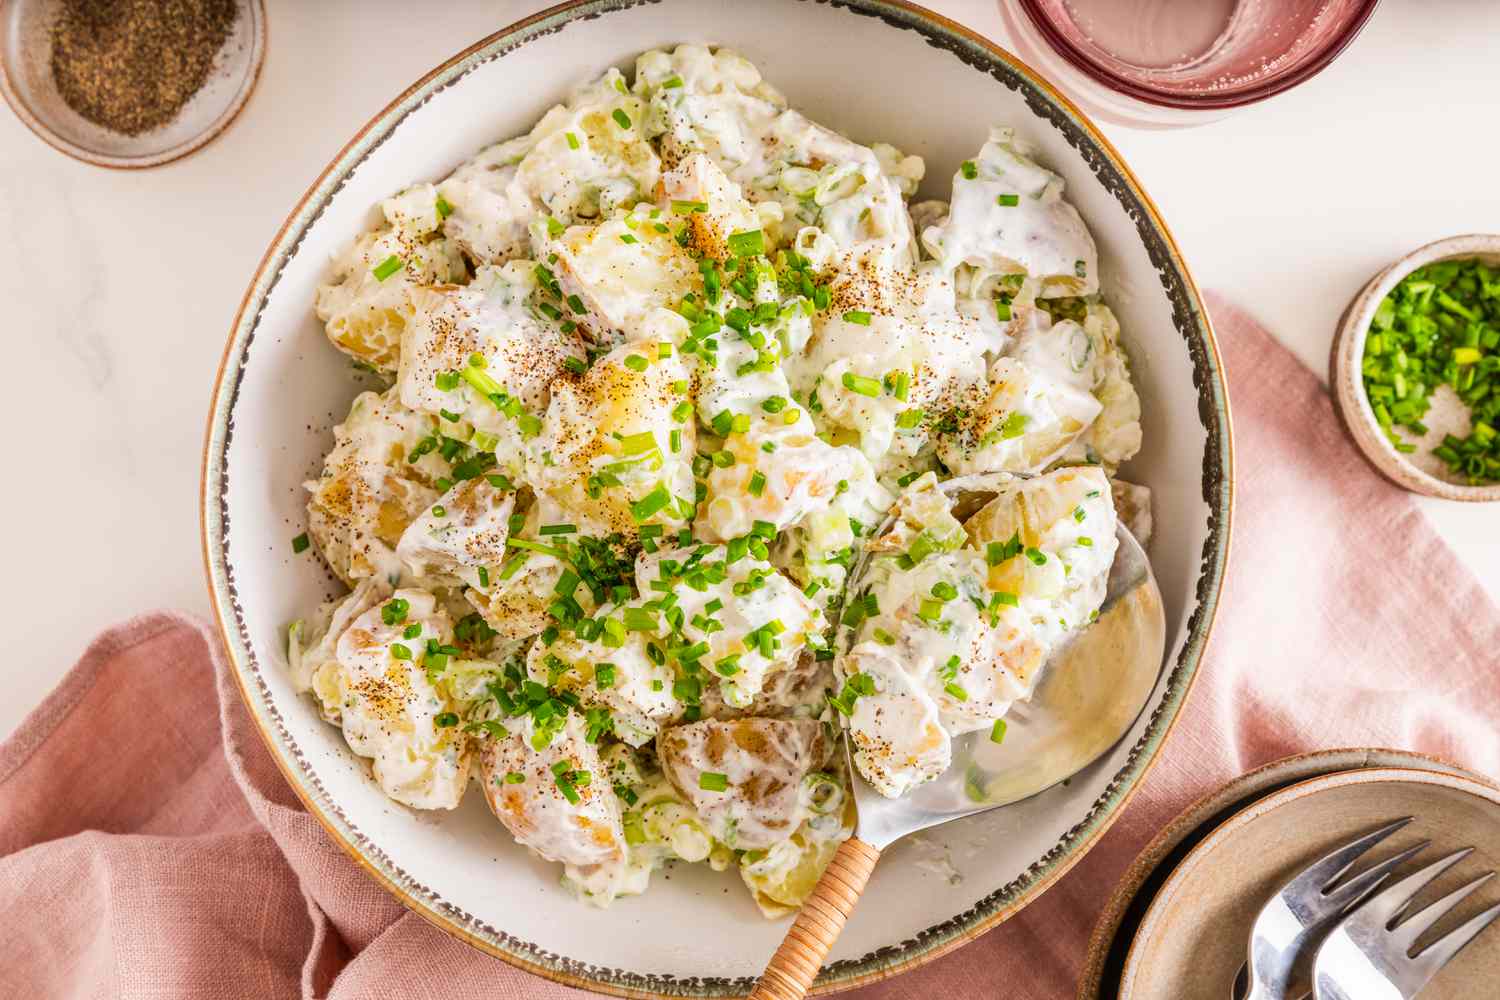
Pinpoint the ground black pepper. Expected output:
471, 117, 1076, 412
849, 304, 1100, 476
50, 0, 239, 137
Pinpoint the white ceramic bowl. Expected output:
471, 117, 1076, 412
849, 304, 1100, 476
1329, 234, 1500, 502
201, 2, 1232, 994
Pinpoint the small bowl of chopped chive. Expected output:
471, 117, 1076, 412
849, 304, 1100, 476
1331, 233, 1500, 501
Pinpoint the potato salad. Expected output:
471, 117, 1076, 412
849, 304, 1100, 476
287, 45, 1148, 915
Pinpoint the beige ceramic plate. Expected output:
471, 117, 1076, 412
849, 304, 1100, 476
1077, 748, 1477, 1000
1118, 765, 1500, 1000
1329, 233, 1500, 502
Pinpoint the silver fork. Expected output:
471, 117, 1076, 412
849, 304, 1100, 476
1238, 818, 1424, 1000
1312, 847, 1500, 1000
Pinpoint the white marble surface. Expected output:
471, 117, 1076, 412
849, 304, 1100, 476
1, 0, 1495, 739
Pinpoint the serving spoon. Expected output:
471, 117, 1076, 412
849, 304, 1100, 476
750, 477, 1165, 1000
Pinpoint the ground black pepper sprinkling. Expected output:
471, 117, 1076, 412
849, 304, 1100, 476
50, 0, 239, 137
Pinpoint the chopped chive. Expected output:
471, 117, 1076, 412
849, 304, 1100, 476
997, 193, 1019, 207
291, 533, 310, 554
990, 718, 1008, 743
611, 108, 631, 129
842, 372, 881, 397
698, 772, 729, 792
565, 131, 580, 149
895, 407, 925, 429
726, 229, 765, 257
372, 255, 403, 281
842, 310, 872, 326
630, 483, 672, 522
619, 431, 657, 455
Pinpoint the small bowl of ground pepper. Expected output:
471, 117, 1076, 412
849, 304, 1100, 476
0, 0, 264, 169
1331, 233, 1500, 501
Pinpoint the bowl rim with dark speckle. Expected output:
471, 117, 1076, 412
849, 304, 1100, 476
199, 1, 1235, 994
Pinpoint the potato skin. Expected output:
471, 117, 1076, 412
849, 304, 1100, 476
657, 717, 830, 850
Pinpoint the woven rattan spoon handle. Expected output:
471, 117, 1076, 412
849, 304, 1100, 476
748, 836, 881, 1000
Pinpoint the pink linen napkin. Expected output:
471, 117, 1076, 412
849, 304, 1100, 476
3, 293, 1498, 1000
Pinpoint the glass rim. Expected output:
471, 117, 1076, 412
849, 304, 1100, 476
1012, 0, 1383, 111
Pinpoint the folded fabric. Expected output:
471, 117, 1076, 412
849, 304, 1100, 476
3, 294, 1497, 1000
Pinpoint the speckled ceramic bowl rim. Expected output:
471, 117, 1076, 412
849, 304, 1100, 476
0, 0, 267, 170
1330, 233, 1500, 502
1117, 763, 1500, 999
1077, 747, 1485, 1000
200, 2, 1234, 995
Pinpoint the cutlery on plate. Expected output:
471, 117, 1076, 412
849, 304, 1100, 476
1312, 847, 1500, 1000
749, 517, 1165, 1000
1235, 818, 1422, 1000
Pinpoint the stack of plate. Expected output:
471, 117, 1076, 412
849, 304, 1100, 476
1081, 749, 1500, 999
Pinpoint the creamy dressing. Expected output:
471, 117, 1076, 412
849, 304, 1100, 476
480, 712, 629, 906
530, 337, 697, 540
395, 476, 515, 587
658, 717, 829, 849
331, 589, 471, 810
921, 126, 1099, 300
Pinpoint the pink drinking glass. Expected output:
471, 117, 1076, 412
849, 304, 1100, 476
999, 0, 1382, 128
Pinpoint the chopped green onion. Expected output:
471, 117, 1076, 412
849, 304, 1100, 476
699, 772, 729, 792
842, 310, 872, 326
727, 229, 765, 257
842, 372, 881, 397
372, 255, 403, 281
611, 108, 632, 129
990, 719, 1008, 744
291, 533, 310, 554
630, 483, 672, 522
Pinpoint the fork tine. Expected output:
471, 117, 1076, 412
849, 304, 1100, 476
1392, 871, 1495, 948
1410, 898, 1500, 983
1345, 848, 1474, 929
1323, 842, 1429, 908
1293, 816, 1415, 893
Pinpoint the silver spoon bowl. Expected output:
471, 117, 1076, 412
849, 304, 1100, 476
751, 472, 1166, 1000
852, 512, 1165, 848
